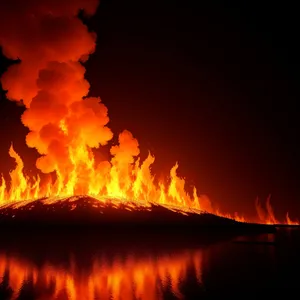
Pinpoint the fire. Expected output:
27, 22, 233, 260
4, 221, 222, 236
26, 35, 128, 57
253, 195, 299, 225
1, 142, 209, 212
0, 143, 298, 225
0, 0, 298, 226
285, 212, 299, 226
0, 250, 203, 300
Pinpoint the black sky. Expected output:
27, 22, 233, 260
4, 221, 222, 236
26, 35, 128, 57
0, 0, 299, 219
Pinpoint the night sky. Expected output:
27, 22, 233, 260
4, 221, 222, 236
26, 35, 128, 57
1, 0, 299, 219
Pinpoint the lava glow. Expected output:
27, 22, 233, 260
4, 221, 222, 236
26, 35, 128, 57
0, 0, 298, 225
0, 250, 203, 300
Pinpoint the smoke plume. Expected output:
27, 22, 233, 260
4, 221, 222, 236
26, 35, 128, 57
0, 0, 119, 182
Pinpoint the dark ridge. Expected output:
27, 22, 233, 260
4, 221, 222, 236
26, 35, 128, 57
275, 224, 300, 228
0, 195, 276, 235
232, 240, 277, 246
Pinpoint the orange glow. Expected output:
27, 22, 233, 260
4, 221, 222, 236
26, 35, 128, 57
0, 0, 298, 226
0, 250, 203, 299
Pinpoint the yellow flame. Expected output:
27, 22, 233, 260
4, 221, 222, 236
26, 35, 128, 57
0, 145, 298, 225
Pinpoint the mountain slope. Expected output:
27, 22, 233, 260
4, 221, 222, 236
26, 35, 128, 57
0, 195, 275, 234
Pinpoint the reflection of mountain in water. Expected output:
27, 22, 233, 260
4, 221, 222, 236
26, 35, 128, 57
0, 249, 204, 300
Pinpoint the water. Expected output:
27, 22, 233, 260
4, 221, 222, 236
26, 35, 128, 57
0, 228, 299, 299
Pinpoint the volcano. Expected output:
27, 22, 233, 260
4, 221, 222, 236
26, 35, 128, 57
0, 196, 276, 235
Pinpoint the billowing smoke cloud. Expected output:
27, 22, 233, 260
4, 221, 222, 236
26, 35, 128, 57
0, 0, 98, 104
0, 0, 116, 179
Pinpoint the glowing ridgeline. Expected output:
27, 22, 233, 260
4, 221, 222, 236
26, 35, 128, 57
0, 0, 298, 225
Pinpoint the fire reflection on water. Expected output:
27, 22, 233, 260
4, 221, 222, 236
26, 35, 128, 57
0, 249, 203, 300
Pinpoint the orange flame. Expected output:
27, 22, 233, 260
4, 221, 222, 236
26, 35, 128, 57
0, 142, 210, 212
254, 194, 298, 225
0, 250, 203, 300
0, 143, 298, 225
285, 212, 299, 225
